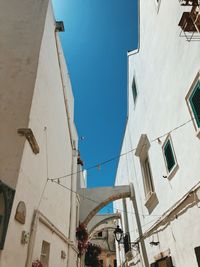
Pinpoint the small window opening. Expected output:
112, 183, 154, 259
98, 231, 102, 237
132, 78, 137, 104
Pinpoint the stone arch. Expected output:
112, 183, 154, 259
88, 213, 121, 235
89, 224, 117, 240
78, 185, 131, 226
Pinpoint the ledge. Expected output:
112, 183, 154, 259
167, 164, 179, 181
18, 128, 39, 154
144, 192, 158, 213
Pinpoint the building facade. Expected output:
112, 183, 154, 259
115, 0, 200, 266
89, 228, 117, 267
0, 1, 82, 266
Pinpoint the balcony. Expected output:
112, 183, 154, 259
178, 4, 200, 41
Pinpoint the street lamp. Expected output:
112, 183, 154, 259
113, 225, 123, 243
113, 226, 139, 252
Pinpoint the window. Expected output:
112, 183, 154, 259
0, 181, 15, 250
195, 246, 200, 267
142, 157, 154, 200
163, 135, 178, 179
132, 78, 138, 104
186, 72, 200, 138
189, 81, 200, 127
98, 231, 102, 237
40, 241, 50, 267
135, 135, 158, 211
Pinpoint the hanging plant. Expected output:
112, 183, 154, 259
32, 259, 43, 267
85, 243, 101, 267
76, 223, 88, 256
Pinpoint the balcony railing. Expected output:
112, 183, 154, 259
179, 0, 199, 6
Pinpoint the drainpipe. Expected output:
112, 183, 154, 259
129, 183, 149, 267
25, 210, 39, 267
54, 32, 78, 267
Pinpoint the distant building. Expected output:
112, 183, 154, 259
0, 1, 82, 266
90, 227, 117, 267
115, 0, 200, 267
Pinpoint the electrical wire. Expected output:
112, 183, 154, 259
50, 179, 162, 218
50, 117, 194, 182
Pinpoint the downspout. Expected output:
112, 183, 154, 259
54, 32, 78, 267
25, 210, 39, 267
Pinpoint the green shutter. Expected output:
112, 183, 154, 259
189, 81, 200, 128
164, 140, 175, 172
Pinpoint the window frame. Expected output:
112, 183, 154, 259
135, 135, 158, 211
186, 72, 200, 139
141, 156, 155, 201
162, 135, 178, 180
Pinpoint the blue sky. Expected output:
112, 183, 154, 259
52, 0, 138, 212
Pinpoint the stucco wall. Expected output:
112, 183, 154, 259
0, 2, 78, 267
0, 0, 49, 189
115, 0, 200, 266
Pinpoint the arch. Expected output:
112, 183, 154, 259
89, 224, 117, 240
88, 213, 121, 235
78, 185, 131, 226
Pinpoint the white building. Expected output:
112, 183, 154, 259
115, 0, 200, 266
0, 1, 82, 266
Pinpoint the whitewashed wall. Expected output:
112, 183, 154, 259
115, 0, 200, 266
0, 2, 79, 267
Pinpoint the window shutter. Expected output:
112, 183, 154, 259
164, 140, 175, 172
190, 82, 200, 127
